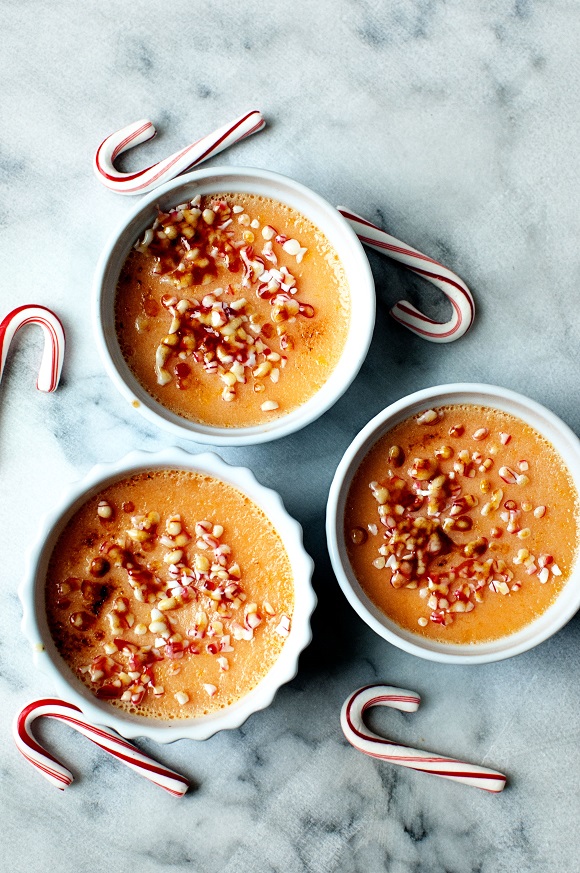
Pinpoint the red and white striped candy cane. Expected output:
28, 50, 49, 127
0, 305, 65, 392
337, 207, 475, 342
13, 698, 189, 797
341, 684, 506, 793
94, 109, 265, 195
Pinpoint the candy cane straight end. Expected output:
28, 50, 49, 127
95, 109, 266, 195
341, 684, 506, 793
337, 206, 475, 343
13, 699, 189, 797
0, 305, 65, 393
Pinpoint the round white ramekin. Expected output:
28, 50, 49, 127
326, 383, 580, 664
20, 448, 315, 742
93, 167, 375, 446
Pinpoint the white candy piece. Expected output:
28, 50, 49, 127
282, 238, 301, 256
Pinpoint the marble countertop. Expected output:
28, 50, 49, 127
3, 2, 580, 871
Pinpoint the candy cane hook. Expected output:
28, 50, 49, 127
0, 305, 65, 393
94, 109, 265, 195
338, 207, 475, 342
13, 698, 189, 797
341, 685, 506, 793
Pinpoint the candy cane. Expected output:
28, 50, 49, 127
94, 109, 265, 195
13, 698, 189, 797
0, 305, 65, 392
337, 207, 475, 342
341, 685, 506, 793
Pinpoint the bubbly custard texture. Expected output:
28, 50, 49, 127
45, 471, 294, 718
345, 405, 579, 644
115, 193, 350, 427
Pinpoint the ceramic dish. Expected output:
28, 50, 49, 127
93, 167, 375, 446
326, 383, 580, 664
20, 448, 315, 741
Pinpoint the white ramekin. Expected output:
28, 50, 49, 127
20, 448, 315, 742
93, 167, 375, 446
326, 383, 580, 664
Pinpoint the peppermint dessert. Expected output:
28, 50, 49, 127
115, 193, 350, 427
45, 470, 294, 718
345, 405, 579, 644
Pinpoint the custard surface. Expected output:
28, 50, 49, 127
345, 405, 579, 644
46, 471, 294, 718
115, 193, 350, 427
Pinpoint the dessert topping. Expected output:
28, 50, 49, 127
352, 410, 561, 629
134, 196, 313, 413
64, 503, 290, 706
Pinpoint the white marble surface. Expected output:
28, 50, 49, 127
2, 2, 580, 871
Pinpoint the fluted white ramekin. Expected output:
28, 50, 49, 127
20, 448, 315, 741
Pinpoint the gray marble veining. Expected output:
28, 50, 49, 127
2, 2, 580, 871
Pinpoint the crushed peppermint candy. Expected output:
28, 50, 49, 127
132, 196, 313, 414
50, 493, 290, 713
347, 406, 573, 633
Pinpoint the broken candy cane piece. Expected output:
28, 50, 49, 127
341, 684, 506, 792
94, 109, 265, 195
0, 305, 65, 392
13, 698, 189, 796
337, 207, 475, 342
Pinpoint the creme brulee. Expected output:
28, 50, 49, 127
45, 471, 294, 718
115, 193, 350, 427
345, 405, 579, 644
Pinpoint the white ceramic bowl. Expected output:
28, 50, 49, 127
93, 167, 375, 446
326, 383, 580, 664
20, 448, 315, 742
